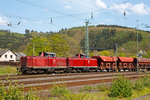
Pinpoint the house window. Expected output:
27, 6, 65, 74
5, 55, 7, 58
10, 55, 13, 58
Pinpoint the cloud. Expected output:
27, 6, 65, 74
65, 0, 98, 11
130, 3, 148, 15
96, 0, 107, 9
65, 5, 71, 9
110, 3, 131, 14
0, 16, 8, 25
147, 7, 150, 13
110, 2, 150, 15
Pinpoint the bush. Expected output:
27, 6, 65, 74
133, 75, 150, 91
0, 83, 24, 100
50, 84, 70, 97
110, 76, 132, 98
133, 79, 144, 91
141, 76, 150, 87
0, 80, 38, 100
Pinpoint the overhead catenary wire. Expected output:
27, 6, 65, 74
0, 11, 65, 29
1, 0, 142, 33
7, 0, 131, 23
15, 0, 85, 21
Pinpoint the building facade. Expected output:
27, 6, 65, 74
0, 49, 16, 61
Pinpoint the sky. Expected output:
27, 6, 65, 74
0, 0, 150, 34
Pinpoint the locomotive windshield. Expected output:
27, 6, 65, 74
39, 52, 56, 57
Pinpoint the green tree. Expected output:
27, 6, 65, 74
118, 53, 126, 57
25, 36, 51, 56
98, 50, 110, 56
48, 34, 70, 57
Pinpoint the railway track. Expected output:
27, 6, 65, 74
0, 71, 143, 80
0, 71, 150, 92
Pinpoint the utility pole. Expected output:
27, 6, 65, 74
33, 42, 35, 56
85, 20, 89, 56
136, 20, 139, 73
114, 43, 118, 72
115, 43, 117, 71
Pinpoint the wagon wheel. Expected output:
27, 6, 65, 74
76, 69, 82, 73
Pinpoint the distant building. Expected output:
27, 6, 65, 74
15, 52, 27, 61
0, 49, 26, 61
0, 49, 16, 61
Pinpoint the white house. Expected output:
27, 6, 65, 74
0, 49, 27, 62
0, 49, 16, 61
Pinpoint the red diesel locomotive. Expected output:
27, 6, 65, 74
19, 52, 150, 74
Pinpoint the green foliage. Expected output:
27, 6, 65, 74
25, 34, 70, 57
48, 34, 70, 57
96, 84, 110, 92
118, 53, 126, 57
133, 79, 144, 91
82, 85, 93, 91
0, 30, 27, 51
0, 79, 39, 100
24, 91, 39, 100
25, 36, 51, 56
98, 50, 111, 56
140, 76, 150, 87
143, 51, 150, 58
50, 84, 70, 97
110, 76, 132, 98
133, 76, 150, 91
1, 25, 150, 58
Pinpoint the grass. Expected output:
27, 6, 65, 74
47, 88, 150, 100
0, 66, 18, 75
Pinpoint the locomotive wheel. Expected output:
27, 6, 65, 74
76, 69, 82, 73
123, 69, 126, 71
